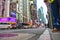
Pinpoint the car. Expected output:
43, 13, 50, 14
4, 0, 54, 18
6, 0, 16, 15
22, 23, 29, 28
15, 22, 32, 29
14, 23, 23, 29
0, 23, 11, 29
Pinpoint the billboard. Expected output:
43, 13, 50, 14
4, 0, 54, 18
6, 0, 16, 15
9, 2, 16, 18
10, 11, 16, 18
0, 17, 16, 23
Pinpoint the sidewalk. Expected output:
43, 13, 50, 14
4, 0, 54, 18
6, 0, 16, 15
39, 28, 60, 40
37, 28, 51, 40
49, 29, 60, 40
0, 33, 36, 40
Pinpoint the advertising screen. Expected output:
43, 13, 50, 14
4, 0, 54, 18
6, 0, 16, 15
0, 17, 16, 23
10, 11, 16, 18
10, 2, 16, 18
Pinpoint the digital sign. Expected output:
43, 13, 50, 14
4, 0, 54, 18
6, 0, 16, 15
0, 17, 16, 22
10, 11, 16, 18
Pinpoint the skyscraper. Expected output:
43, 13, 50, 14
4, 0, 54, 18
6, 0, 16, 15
18, 0, 30, 22
0, 0, 34, 23
30, 0, 37, 20
4, 0, 10, 17
0, 0, 3, 17
34, 0, 37, 19
0, 0, 10, 17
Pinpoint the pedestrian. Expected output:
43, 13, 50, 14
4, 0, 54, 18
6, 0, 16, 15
50, 0, 60, 31
35, 19, 40, 27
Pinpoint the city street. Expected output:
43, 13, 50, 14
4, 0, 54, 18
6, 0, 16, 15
49, 29, 60, 40
0, 27, 45, 34
0, 27, 45, 40
0, 0, 60, 40
0, 27, 60, 40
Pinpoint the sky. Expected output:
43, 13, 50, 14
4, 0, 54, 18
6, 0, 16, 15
37, 0, 45, 10
37, 0, 48, 24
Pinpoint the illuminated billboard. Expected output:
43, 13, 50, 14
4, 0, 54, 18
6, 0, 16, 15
10, 11, 16, 18
9, 2, 16, 18
0, 17, 16, 22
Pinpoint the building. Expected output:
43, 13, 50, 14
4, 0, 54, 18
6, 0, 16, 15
17, 0, 23, 22
30, 0, 37, 20
22, 0, 31, 22
0, 0, 16, 24
0, 0, 37, 23
33, 0, 37, 19
0, 0, 10, 17
0, 0, 3, 17
27, 0, 31, 22
37, 0, 48, 25
4, 0, 10, 17
17, 0, 31, 22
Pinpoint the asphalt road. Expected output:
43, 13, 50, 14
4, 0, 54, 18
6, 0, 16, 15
0, 27, 45, 34
0, 27, 45, 40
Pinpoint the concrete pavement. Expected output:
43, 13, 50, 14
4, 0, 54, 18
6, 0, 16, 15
0, 27, 60, 40
0, 27, 45, 34
0, 33, 36, 40
49, 29, 60, 40
37, 28, 51, 40
0, 27, 45, 40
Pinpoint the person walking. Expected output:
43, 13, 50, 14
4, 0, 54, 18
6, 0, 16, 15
49, 0, 60, 31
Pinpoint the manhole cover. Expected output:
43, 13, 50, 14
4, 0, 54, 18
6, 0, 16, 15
0, 33, 17, 37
